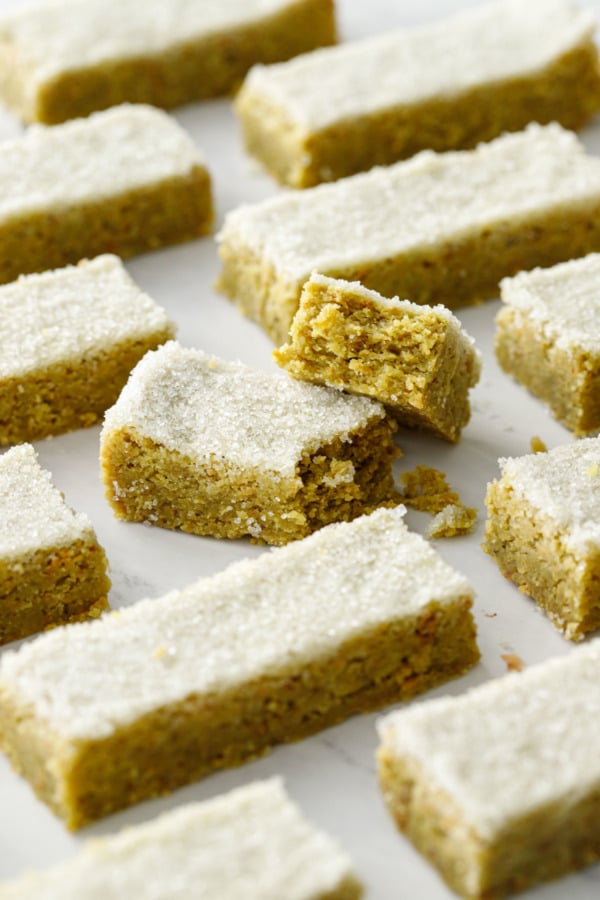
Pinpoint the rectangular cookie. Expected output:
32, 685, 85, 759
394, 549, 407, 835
483, 437, 600, 640
217, 123, 600, 345
377, 641, 600, 899
100, 340, 399, 545
0, 779, 362, 899
274, 274, 481, 442
236, 0, 600, 187
0, 506, 478, 828
0, 444, 110, 646
0, 0, 336, 124
0, 103, 213, 285
496, 254, 600, 435
0, 255, 175, 445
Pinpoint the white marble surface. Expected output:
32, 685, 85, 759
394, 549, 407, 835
1, 0, 600, 896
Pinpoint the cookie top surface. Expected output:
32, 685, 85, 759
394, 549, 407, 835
497, 436, 600, 551
0, 255, 173, 377
0, 779, 358, 900
0, 0, 304, 83
378, 640, 600, 841
500, 253, 600, 353
0, 104, 204, 219
0, 444, 94, 561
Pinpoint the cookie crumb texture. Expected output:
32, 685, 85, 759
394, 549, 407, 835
101, 342, 400, 546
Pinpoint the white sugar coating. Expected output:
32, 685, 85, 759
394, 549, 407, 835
0, 507, 473, 740
0, 0, 304, 87
0, 104, 204, 221
497, 436, 600, 551
218, 124, 600, 285
0, 255, 173, 379
306, 273, 480, 360
378, 640, 600, 841
102, 341, 385, 478
500, 253, 600, 354
243, 0, 594, 130
0, 444, 94, 563
0, 779, 359, 900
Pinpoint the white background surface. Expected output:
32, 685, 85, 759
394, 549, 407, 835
1, 0, 600, 897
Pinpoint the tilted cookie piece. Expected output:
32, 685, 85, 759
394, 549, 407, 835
218, 123, 600, 344
274, 274, 480, 442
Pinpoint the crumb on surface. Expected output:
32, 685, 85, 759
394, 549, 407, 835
501, 652, 526, 672
530, 436, 547, 453
399, 464, 459, 513
427, 503, 478, 539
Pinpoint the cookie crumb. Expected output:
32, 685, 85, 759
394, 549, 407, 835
501, 652, 526, 672
427, 503, 478, 538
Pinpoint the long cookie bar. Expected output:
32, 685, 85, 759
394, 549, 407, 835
483, 437, 600, 641
274, 274, 481, 442
236, 0, 600, 187
0, 780, 362, 899
0, 444, 110, 646
377, 641, 600, 899
0, 103, 213, 285
496, 254, 600, 435
0, 0, 336, 124
0, 507, 478, 828
217, 123, 600, 344
100, 341, 399, 545
0, 255, 174, 445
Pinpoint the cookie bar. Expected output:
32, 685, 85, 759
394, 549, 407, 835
0, 780, 362, 899
0, 255, 175, 445
377, 641, 600, 899
218, 123, 600, 344
0, 444, 110, 646
274, 274, 481, 442
496, 254, 600, 435
236, 0, 600, 187
0, 506, 478, 828
0, 103, 213, 285
0, 0, 336, 124
483, 437, 600, 640
100, 341, 399, 545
